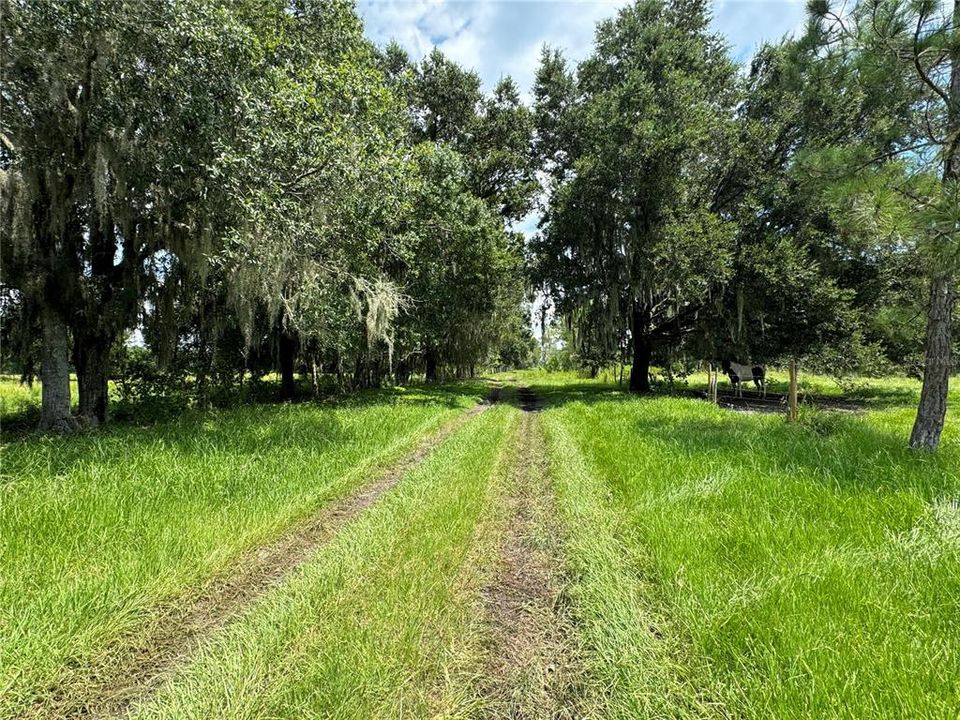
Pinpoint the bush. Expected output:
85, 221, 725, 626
112, 345, 190, 421
797, 406, 850, 437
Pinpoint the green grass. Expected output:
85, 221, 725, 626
524, 370, 960, 718
0, 382, 484, 715
5, 369, 959, 718
132, 404, 518, 719
0, 374, 77, 420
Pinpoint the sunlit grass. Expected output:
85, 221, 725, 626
526, 369, 959, 718
0, 382, 484, 715
0, 374, 78, 419
133, 404, 518, 720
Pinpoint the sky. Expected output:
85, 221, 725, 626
357, 0, 810, 98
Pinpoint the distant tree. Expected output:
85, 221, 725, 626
401, 144, 525, 380
494, 304, 538, 370
372, 46, 536, 379
411, 49, 483, 146
532, 0, 738, 392
467, 77, 539, 222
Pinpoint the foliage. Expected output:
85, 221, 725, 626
532, 0, 739, 391
802, 0, 959, 449
1, 0, 535, 425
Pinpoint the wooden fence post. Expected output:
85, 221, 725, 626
788, 358, 798, 422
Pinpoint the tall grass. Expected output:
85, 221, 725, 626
133, 405, 518, 719
0, 375, 77, 420
0, 384, 483, 715
533, 371, 959, 719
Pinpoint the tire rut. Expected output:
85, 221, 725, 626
476, 387, 581, 719
23, 395, 494, 720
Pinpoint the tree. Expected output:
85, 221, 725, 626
809, 0, 959, 449
1, 0, 266, 427
372, 45, 536, 379
532, 0, 738, 392
467, 77, 539, 222
411, 49, 482, 146
219, 0, 412, 397
401, 143, 525, 381
696, 39, 898, 368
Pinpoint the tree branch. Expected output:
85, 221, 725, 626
912, 8, 951, 106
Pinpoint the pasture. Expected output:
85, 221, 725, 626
5, 1, 959, 717
1, 372, 957, 718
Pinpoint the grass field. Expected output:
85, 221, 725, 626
134, 404, 518, 719
0, 382, 485, 714
1, 373, 958, 718
525, 370, 960, 718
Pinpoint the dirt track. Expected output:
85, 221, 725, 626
26, 397, 493, 720
476, 387, 580, 719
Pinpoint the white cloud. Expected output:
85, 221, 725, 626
358, 0, 808, 95
358, 1, 630, 94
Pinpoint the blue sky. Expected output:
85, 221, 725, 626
357, 0, 809, 97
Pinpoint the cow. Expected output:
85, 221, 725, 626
722, 360, 766, 398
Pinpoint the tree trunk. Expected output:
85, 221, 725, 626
20, 356, 35, 388
279, 331, 296, 399
353, 353, 367, 389
629, 336, 651, 393
909, 275, 953, 450
396, 359, 410, 385
629, 303, 651, 393
74, 328, 112, 425
311, 356, 320, 398
425, 346, 438, 383
911, 6, 958, 451
39, 304, 77, 432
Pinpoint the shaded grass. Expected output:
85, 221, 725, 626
0, 374, 480, 439
532, 369, 960, 719
131, 404, 519, 719
514, 367, 956, 407
0, 383, 484, 716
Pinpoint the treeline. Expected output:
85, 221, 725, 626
2, 0, 956, 450
531, 0, 958, 449
1, 0, 537, 431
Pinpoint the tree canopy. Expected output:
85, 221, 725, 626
1, 0, 954, 449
